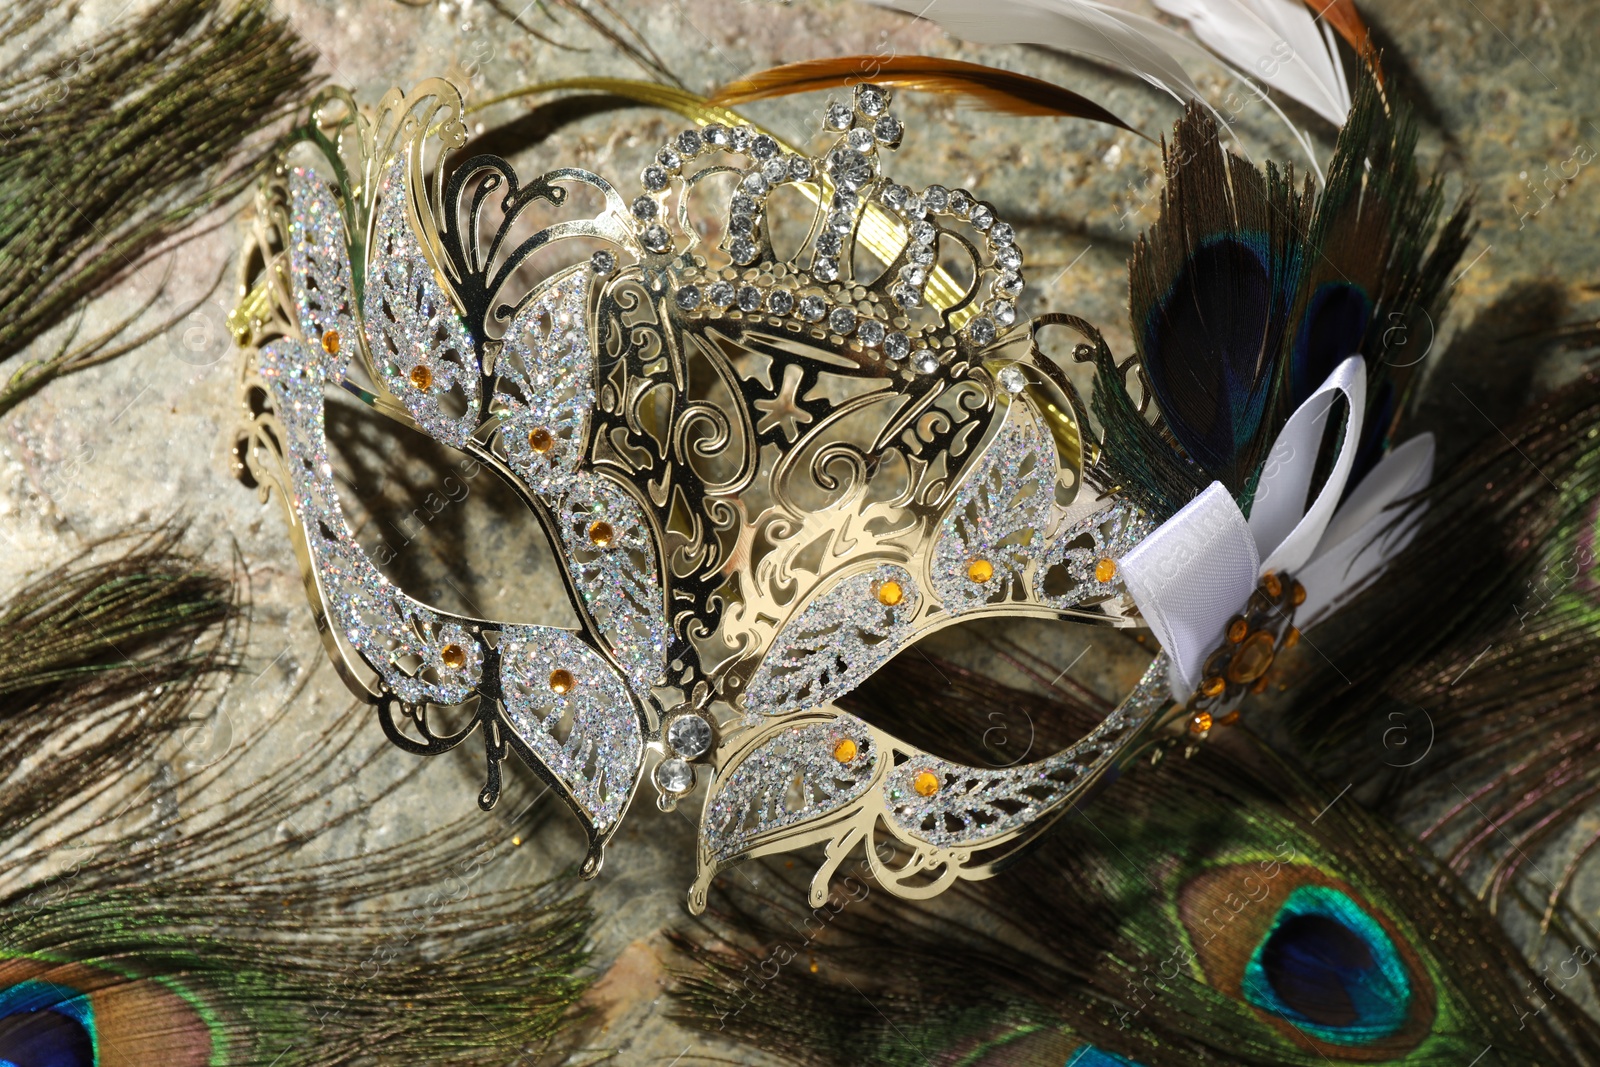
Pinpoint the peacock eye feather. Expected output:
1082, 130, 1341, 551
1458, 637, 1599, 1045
0, 960, 215, 1067
1178, 863, 1437, 1060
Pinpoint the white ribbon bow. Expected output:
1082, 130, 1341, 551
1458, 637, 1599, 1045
1118, 356, 1434, 701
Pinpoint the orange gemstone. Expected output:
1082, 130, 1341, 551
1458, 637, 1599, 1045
587, 520, 615, 548
1226, 617, 1249, 644
1200, 675, 1226, 698
1190, 711, 1214, 735
409, 364, 433, 390
321, 328, 340, 355
967, 559, 994, 583
440, 642, 467, 670
528, 426, 554, 454
833, 738, 859, 763
1251, 676, 1270, 694
913, 770, 941, 797
1261, 572, 1283, 599
876, 579, 904, 606
1227, 631, 1277, 685
1282, 626, 1300, 650
548, 668, 575, 694
1290, 580, 1306, 606
1094, 557, 1118, 583
1219, 710, 1241, 726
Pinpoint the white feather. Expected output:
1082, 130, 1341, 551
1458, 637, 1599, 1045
1152, 0, 1350, 124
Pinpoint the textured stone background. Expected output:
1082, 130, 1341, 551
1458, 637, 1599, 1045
3, 0, 1599, 1062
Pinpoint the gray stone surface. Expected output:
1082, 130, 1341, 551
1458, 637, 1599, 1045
4, 0, 1599, 1062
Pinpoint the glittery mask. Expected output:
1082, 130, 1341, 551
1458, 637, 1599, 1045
231, 78, 1417, 910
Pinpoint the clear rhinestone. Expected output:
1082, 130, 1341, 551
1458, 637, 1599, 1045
789, 155, 814, 181
708, 280, 735, 308
657, 147, 682, 170
827, 210, 853, 234
997, 270, 1024, 295
731, 192, 759, 216
742, 171, 770, 196
590, 250, 616, 274
826, 102, 854, 130
831, 190, 860, 212
631, 195, 658, 220
730, 126, 753, 152
910, 220, 937, 245
923, 185, 950, 212
767, 289, 795, 315
893, 285, 923, 309
656, 757, 694, 794
737, 285, 762, 312
989, 221, 1016, 245
813, 257, 839, 282
857, 85, 889, 115
729, 236, 758, 264
881, 184, 907, 210
815, 231, 842, 257
997, 245, 1023, 271
903, 194, 925, 218
884, 331, 911, 360
829, 146, 865, 172
970, 202, 996, 230
641, 224, 671, 252
908, 244, 934, 266
991, 299, 1017, 326
857, 318, 886, 347
677, 129, 703, 156
798, 295, 827, 321
874, 114, 903, 144
642, 165, 669, 193
949, 190, 973, 217
914, 350, 940, 375
997, 365, 1027, 395
676, 285, 702, 310
705, 123, 730, 146
835, 162, 872, 192
762, 157, 788, 182
847, 127, 876, 153
667, 715, 714, 759
900, 264, 927, 288
751, 133, 780, 160
828, 306, 858, 334
728, 212, 755, 236
967, 316, 997, 346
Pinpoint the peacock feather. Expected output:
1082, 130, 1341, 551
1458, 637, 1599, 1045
670, 650, 1600, 1066
1091, 66, 1473, 520
0, 533, 599, 1065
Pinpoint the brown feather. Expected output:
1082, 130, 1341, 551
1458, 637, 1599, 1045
1301, 0, 1383, 82
710, 55, 1144, 139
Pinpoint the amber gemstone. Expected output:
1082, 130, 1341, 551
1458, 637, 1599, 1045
1290, 580, 1306, 606
1227, 631, 1276, 684
876, 579, 904, 606
1200, 675, 1226, 698
1219, 710, 1242, 726
967, 558, 994, 583
548, 668, 575, 694
1226, 617, 1249, 644
913, 770, 940, 797
1261, 571, 1283, 599
587, 520, 615, 547
1251, 676, 1270, 694
321, 328, 340, 355
1282, 626, 1300, 650
440, 642, 467, 670
528, 426, 554, 454
1190, 711, 1214, 734
1094, 557, 1117, 583
409, 364, 433, 390
833, 738, 859, 763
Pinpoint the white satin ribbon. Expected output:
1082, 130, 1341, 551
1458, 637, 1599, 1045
1119, 357, 1430, 701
